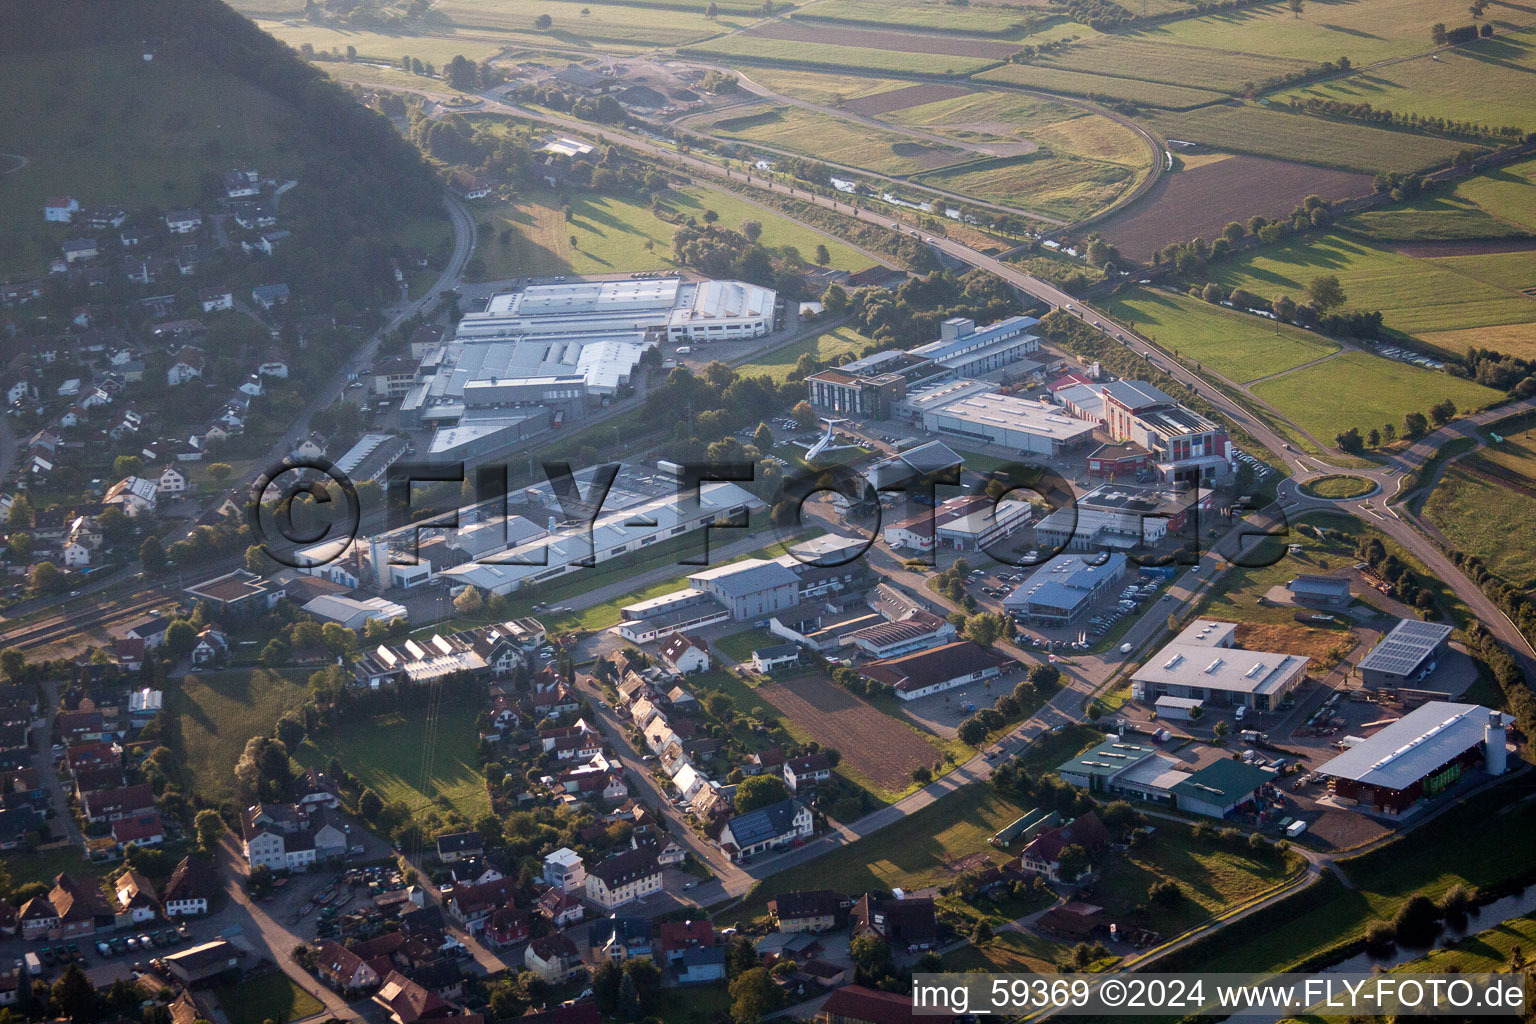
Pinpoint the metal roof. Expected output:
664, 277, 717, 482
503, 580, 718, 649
1058, 737, 1157, 779
1170, 759, 1271, 804
1357, 619, 1454, 676
1317, 701, 1507, 791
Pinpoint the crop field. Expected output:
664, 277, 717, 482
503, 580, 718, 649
1100, 288, 1339, 383
431, 0, 757, 48
1214, 233, 1536, 340
1346, 195, 1532, 242
790, 0, 1043, 34
253, 20, 507, 65
976, 63, 1226, 110
1098, 153, 1373, 258
1275, 31, 1536, 134
1429, 250, 1536, 292
706, 105, 968, 174
1136, 103, 1475, 173
1456, 158, 1536, 232
843, 82, 978, 117
730, 784, 1030, 923
684, 35, 1000, 76
889, 90, 1151, 168
1034, 36, 1312, 93
1137, 0, 1536, 67
734, 326, 875, 382
747, 18, 1024, 60
745, 67, 914, 107
914, 152, 1140, 221
174, 669, 312, 808
1251, 349, 1501, 439
1426, 464, 1536, 588
297, 705, 490, 819
757, 671, 945, 793
0, 46, 311, 276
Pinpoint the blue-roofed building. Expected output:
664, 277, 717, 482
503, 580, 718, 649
1287, 574, 1352, 609
671, 946, 727, 984
687, 559, 800, 620
718, 798, 812, 862
910, 315, 1041, 377
251, 283, 290, 309
1004, 553, 1128, 623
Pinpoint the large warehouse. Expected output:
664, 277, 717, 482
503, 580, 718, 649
1317, 701, 1509, 813
1131, 619, 1310, 711
1004, 553, 1128, 624
454, 278, 776, 343
1356, 619, 1454, 689
918, 390, 1098, 456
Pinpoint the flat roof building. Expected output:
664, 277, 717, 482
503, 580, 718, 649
909, 315, 1041, 378
1356, 619, 1454, 689
918, 390, 1097, 456
1287, 573, 1352, 609
1316, 701, 1509, 813
1034, 482, 1208, 555
1131, 619, 1309, 711
1004, 553, 1128, 624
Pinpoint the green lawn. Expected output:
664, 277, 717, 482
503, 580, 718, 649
683, 35, 1002, 76
1456, 158, 1536, 232
1344, 194, 1530, 242
1425, 464, 1536, 589
1301, 474, 1374, 498
1101, 288, 1339, 383
1252, 350, 1500, 442
975, 63, 1227, 110
941, 928, 1066, 973
1214, 232, 1536, 340
734, 326, 873, 383
212, 973, 325, 1024
712, 628, 778, 663
913, 151, 1142, 222
890, 91, 1152, 170
707, 105, 968, 176
1428, 250, 1536, 293
254, 19, 510, 66
174, 668, 313, 808
297, 704, 489, 820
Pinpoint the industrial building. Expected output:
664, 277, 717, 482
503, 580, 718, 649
858, 640, 1009, 700
907, 316, 1041, 378
455, 278, 775, 344
1033, 482, 1210, 555
1100, 380, 1231, 485
1316, 701, 1509, 814
1287, 574, 1352, 608
917, 390, 1098, 456
1056, 736, 1272, 817
863, 439, 963, 491
1004, 553, 1128, 624
332, 433, 407, 484
1355, 619, 1454, 689
1131, 620, 1309, 711
804, 350, 941, 419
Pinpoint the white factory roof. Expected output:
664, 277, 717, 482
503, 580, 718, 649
933, 391, 1099, 442
1115, 752, 1190, 792
1132, 621, 1307, 697
541, 137, 595, 158
667, 279, 775, 327
302, 594, 408, 629
937, 499, 1031, 538
1317, 701, 1509, 791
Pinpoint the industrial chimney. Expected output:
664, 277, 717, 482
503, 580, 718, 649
1486, 709, 1508, 776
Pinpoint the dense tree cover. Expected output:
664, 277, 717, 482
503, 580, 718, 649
844, 268, 1025, 349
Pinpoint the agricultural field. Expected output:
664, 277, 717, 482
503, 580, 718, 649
252, 19, 507, 66
213, 975, 325, 1024
914, 152, 1141, 221
1456, 158, 1536, 232
683, 34, 1002, 77
1251, 349, 1501, 439
743, 67, 914, 107
756, 670, 946, 795
1136, 103, 1476, 174
1035, 37, 1313, 94
1425, 463, 1536, 589
746, 18, 1024, 60
0, 45, 316, 276
1098, 153, 1373, 259
296, 705, 490, 819
467, 185, 871, 281
1099, 288, 1340, 383
1346, 196, 1532, 243
976, 63, 1226, 110
730, 784, 1031, 923
1214, 233, 1536, 346
888, 90, 1151, 169
432, 0, 757, 48
1275, 31, 1536, 134
705, 105, 968, 175
789, 0, 1041, 34
1138, 0, 1536, 68
734, 326, 875, 383
173, 669, 312, 808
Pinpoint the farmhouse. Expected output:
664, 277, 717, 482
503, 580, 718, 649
821, 985, 957, 1024
1355, 619, 1454, 689
851, 893, 938, 952
162, 855, 215, 917
1131, 620, 1309, 711
1005, 553, 1128, 623
1317, 701, 1509, 814
858, 641, 1008, 701
1019, 812, 1111, 883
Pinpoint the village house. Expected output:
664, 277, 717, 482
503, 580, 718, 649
658, 633, 710, 675
783, 753, 832, 793
584, 848, 663, 911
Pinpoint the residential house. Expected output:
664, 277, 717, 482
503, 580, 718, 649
851, 894, 938, 952
671, 947, 727, 984
784, 753, 832, 794
224, 169, 261, 199
820, 984, 955, 1024
768, 890, 852, 933
536, 887, 585, 928
373, 971, 455, 1024
20, 874, 113, 939
525, 933, 582, 984
251, 284, 290, 310
164, 209, 203, 234
484, 906, 531, 949
162, 855, 216, 916
751, 643, 801, 674
659, 633, 710, 675
718, 799, 813, 862
198, 288, 233, 313
158, 463, 188, 495
103, 475, 158, 517
44, 197, 80, 223
167, 347, 205, 386
585, 848, 662, 911
81, 783, 155, 824
316, 941, 381, 992
113, 869, 161, 923
1018, 811, 1111, 883
112, 810, 166, 849
434, 832, 483, 864
587, 915, 653, 964
446, 877, 517, 934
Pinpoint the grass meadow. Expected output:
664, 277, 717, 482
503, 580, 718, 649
889, 91, 1152, 169
733, 326, 875, 383
1345, 195, 1530, 241
976, 63, 1226, 109
1425, 464, 1536, 588
213, 975, 325, 1024
914, 152, 1140, 221
174, 668, 313, 808
707, 105, 968, 176
743, 67, 911, 106
1100, 288, 1339, 383
684, 35, 1003, 76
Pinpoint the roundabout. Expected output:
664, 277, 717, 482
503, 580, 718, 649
1300, 474, 1378, 500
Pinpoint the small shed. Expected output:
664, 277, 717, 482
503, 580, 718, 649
1154, 695, 1205, 721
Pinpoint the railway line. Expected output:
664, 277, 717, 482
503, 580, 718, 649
0, 592, 173, 653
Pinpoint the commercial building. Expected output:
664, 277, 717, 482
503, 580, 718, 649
1131, 620, 1309, 711
686, 558, 801, 620
917, 390, 1097, 456
863, 440, 963, 491
1056, 736, 1271, 817
908, 316, 1041, 378
1033, 483, 1211, 555
858, 640, 1009, 701
332, 433, 407, 484
1085, 440, 1153, 480
804, 349, 939, 419
1287, 574, 1352, 609
456, 278, 774, 344
1316, 701, 1509, 814
1004, 553, 1128, 624
1057, 736, 1161, 792
301, 594, 408, 630
1356, 619, 1454, 689
1168, 759, 1273, 818
1100, 380, 1230, 486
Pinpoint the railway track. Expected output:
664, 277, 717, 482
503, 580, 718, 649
0, 593, 172, 652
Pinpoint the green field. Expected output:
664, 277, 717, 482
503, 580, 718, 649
1100, 288, 1339, 383
707, 105, 968, 176
0, 45, 314, 276
734, 326, 874, 383
1138, 0, 1536, 67
1301, 474, 1375, 498
1251, 349, 1501, 439
1275, 31, 1536, 134
434, 0, 756, 48
213, 974, 325, 1024
1214, 233, 1536, 342
254, 19, 509, 66
1430, 250, 1536, 292
1425, 464, 1536, 588
1345, 194, 1530, 242
174, 669, 313, 808
740, 67, 911, 106
297, 705, 489, 820
683, 35, 1002, 76
712, 628, 779, 662
889, 91, 1152, 169
791, 0, 1039, 34
468, 185, 870, 281
1037, 36, 1313, 93
976, 63, 1226, 110
1138, 103, 1475, 174
1456, 158, 1536, 232
914, 151, 1140, 221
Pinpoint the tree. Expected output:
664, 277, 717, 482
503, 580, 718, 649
206, 462, 233, 484
51, 963, 97, 1022
1272, 294, 1297, 322
5, 532, 30, 563
973, 920, 993, 943
275, 712, 306, 750
728, 967, 778, 1024
1307, 274, 1346, 310
5, 494, 33, 529
1055, 843, 1090, 882
29, 561, 65, 595
1201, 282, 1224, 303
359, 788, 384, 821
534, 13, 553, 28
0, 649, 24, 683
192, 810, 225, 854
140, 535, 167, 575
1403, 410, 1430, 439
753, 422, 774, 451
1432, 21, 1448, 44
964, 612, 1004, 647
734, 774, 789, 813
740, 219, 762, 242
1429, 398, 1457, 425
113, 455, 143, 479
1288, 0, 1303, 15
1393, 894, 1442, 947
454, 585, 485, 614
814, 243, 831, 266
706, 1, 720, 15
1214, 719, 1230, 742
1149, 879, 1184, 907
791, 401, 818, 431
164, 620, 197, 657
913, 765, 932, 784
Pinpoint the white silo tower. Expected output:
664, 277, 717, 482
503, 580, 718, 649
1485, 709, 1508, 776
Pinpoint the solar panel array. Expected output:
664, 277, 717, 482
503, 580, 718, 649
1358, 619, 1454, 675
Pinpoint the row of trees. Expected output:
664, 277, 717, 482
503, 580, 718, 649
1334, 400, 1457, 452
1287, 92, 1520, 141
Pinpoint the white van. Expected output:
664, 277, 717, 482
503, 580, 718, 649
676, 345, 692, 355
